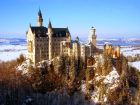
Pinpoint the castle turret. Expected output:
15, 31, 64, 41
89, 27, 97, 47
66, 27, 71, 42
48, 20, 53, 60
37, 9, 43, 26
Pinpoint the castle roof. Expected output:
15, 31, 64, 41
31, 26, 47, 37
30, 26, 68, 37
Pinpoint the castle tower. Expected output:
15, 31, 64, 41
89, 27, 97, 47
37, 9, 43, 26
81, 44, 86, 63
116, 46, 120, 57
48, 20, 53, 60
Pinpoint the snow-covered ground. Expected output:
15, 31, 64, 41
129, 61, 140, 71
0, 43, 27, 61
16, 59, 31, 75
121, 46, 140, 57
121, 46, 140, 72
0, 37, 27, 61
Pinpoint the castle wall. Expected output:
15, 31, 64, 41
52, 37, 67, 57
35, 37, 49, 63
26, 29, 35, 64
73, 42, 81, 60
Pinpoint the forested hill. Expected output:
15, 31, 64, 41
0, 54, 140, 105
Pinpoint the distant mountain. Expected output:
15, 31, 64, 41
96, 38, 140, 46
0, 34, 26, 39
0, 37, 140, 47
0, 38, 26, 45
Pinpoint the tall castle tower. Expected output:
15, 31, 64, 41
89, 27, 97, 47
47, 20, 53, 61
37, 9, 43, 26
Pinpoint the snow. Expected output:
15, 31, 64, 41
91, 91, 99, 103
121, 46, 140, 72
95, 75, 105, 81
0, 50, 27, 61
0, 45, 27, 61
37, 60, 50, 68
104, 42, 112, 45
121, 46, 140, 57
0, 44, 26, 51
16, 59, 32, 75
81, 83, 86, 93
95, 67, 120, 92
103, 96, 107, 102
103, 67, 120, 84
129, 61, 140, 71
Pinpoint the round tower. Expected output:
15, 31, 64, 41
37, 9, 43, 26
89, 27, 97, 47
48, 20, 53, 60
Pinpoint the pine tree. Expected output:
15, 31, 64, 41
106, 57, 113, 75
96, 58, 102, 76
85, 68, 90, 94
115, 59, 122, 75
53, 57, 60, 75
69, 56, 76, 81
16, 54, 25, 64
58, 55, 66, 76
121, 56, 128, 75
102, 54, 108, 75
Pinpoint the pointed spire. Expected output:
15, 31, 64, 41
48, 19, 52, 29
37, 9, 43, 26
38, 8, 42, 18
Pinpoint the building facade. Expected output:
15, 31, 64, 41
26, 10, 71, 65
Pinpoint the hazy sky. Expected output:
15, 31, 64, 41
0, 0, 140, 39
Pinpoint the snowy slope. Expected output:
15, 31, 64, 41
121, 46, 140, 57
0, 38, 27, 61
129, 61, 140, 71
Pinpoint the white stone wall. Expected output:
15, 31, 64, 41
26, 28, 35, 64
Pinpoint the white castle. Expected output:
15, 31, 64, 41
26, 10, 97, 66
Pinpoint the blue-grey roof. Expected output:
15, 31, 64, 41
30, 26, 69, 37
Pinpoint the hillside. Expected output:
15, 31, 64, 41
0, 54, 139, 105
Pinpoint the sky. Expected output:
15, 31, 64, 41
0, 0, 140, 39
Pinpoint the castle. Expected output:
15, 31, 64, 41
26, 9, 71, 65
26, 10, 97, 65
26, 10, 120, 66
